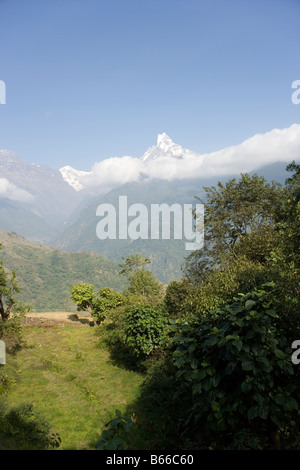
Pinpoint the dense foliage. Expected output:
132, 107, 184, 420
119, 254, 165, 305
0, 401, 60, 450
0, 244, 27, 322
117, 164, 300, 450
168, 283, 299, 449
70, 283, 125, 324
122, 304, 169, 357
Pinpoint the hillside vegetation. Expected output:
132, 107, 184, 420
0, 231, 125, 311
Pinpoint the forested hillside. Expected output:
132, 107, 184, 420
0, 231, 125, 311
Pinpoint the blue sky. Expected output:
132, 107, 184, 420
0, 0, 299, 170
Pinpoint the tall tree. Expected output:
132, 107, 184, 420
119, 254, 164, 305
185, 173, 283, 284
118, 254, 151, 278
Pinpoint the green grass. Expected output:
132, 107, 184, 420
3, 324, 144, 450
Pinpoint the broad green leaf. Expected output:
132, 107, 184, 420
248, 406, 259, 420
242, 360, 253, 371
265, 309, 278, 318
284, 397, 298, 410
241, 380, 252, 393
234, 339, 243, 352
245, 300, 256, 310
274, 349, 286, 359
211, 401, 220, 412
190, 358, 198, 369
224, 362, 236, 375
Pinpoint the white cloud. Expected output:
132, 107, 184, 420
81, 123, 300, 193
0, 178, 34, 203
81, 155, 144, 194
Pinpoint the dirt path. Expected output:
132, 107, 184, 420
24, 311, 94, 327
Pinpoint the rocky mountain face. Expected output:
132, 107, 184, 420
59, 165, 91, 192
140, 132, 185, 161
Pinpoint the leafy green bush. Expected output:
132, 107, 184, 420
124, 270, 165, 306
92, 288, 125, 323
0, 314, 24, 355
164, 278, 196, 318
0, 401, 61, 450
182, 250, 276, 318
168, 283, 300, 449
70, 283, 95, 312
96, 410, 134, 450
123, 304, 169, 357
70, 283, 125, 324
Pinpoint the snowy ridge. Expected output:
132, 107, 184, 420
140, 133, 184, 161
59, 133, 185, 190
58, 125, 300, 192
59, 165, 91, 191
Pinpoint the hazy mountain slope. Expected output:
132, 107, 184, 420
0, 230, 125, 312
0, 198, 59, 243
0, 149, 85, 241
53, 178, 214, 283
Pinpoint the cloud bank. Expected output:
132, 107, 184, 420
0, 178, 34, 203
81, 123, 300, 194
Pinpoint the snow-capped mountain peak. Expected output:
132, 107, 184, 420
0, 149, 20, 163
59, 133, 186, 190
141, 133, 184, 161
157, 132, 174, 147
59, 165, 91, 191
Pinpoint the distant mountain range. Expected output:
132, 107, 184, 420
58, 133, 190, 192
57, 127, 300, 194
1, 129, 299, 285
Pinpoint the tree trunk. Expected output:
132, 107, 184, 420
0, 297, 10, 321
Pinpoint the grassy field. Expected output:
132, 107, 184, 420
3, 322, 144, 450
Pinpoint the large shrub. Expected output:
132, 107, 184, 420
92, 287, 125, 324
70, 284, 125, 324
168, 283, 300, 449
164, 278, 196, 318
123, 304, 169, 358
